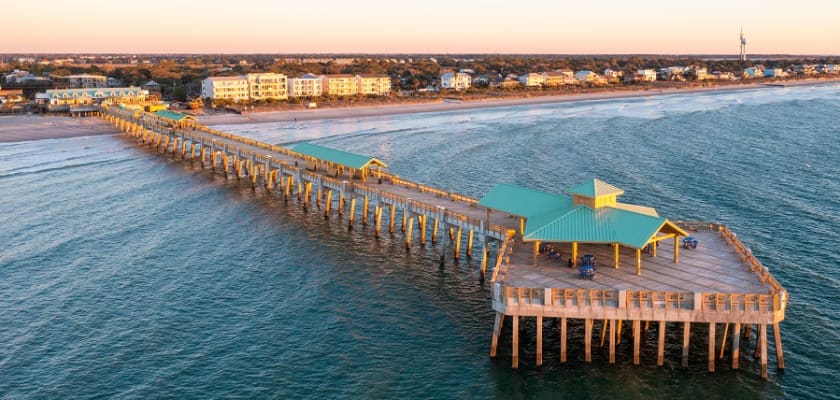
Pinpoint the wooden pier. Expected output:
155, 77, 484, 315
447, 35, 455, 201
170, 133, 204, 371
100, 106, 787, 378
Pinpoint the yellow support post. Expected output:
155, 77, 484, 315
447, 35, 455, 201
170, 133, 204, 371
405, 217, 414, 249
432, 218, 439, 243
349, 198, 357, 227
325, 190, 333, 217
454, 227, 463, 260
572, 242, 578, 267
375, 206, 383, 238
614, 243, 620, 269
389, 206, 396, 233
362, 196, 369, 225
636, 248, 642, 276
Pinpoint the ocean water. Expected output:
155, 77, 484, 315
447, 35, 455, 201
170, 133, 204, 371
1, 84, 838, 399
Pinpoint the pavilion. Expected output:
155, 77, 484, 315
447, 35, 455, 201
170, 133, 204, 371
479, 179, 688, 275
291, 142, 388, 181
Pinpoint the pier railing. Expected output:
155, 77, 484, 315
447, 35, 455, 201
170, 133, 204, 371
492, 221, 787, 323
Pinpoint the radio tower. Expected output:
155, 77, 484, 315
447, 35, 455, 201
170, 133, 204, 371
739, 27, 747, 61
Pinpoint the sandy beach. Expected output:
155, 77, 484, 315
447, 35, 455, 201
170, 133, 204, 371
198, 78, 840, 126
0, 114, 119, 143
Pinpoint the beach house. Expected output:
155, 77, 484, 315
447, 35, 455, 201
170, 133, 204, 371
287, 74, 323, 98
519, 73, 546, 87
201, 76, 249, 101
246, 73, 288, 101
321, 74, 358, 96
356, 74, 391, 96
440, 72, 472, 91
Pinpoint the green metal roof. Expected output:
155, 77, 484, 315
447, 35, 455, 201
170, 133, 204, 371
524, 206, 671, 248
154, 110, 193, 122
567, 178, 624, 198
478, 183, 572, 218
480, 179, 689, 248
291, 142, 387, 170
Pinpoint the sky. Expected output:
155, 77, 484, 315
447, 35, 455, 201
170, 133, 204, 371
3, 0, 838, 55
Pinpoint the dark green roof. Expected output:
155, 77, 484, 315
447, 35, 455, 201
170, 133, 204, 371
478, 183, 572, 218
291, 143, 387, 170
154, 110, 193, 122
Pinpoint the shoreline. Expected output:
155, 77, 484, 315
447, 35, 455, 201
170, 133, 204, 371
198, 77, 840, 126
0, 115, 119, 143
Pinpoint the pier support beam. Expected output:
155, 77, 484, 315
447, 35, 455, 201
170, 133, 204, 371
773, 322, 785, 370
682, 322, 691, 367
432, 218, 439, 243
609, 319, 616, 364
362, 196, 369, 225
374, 206, 383, 238
657, 321, 666, 366
490, 312, 503, 357
467, 230, 474, 258
585, 319, 593, 362
614, 243, 620, 269
633, 320, 641, 365
512, 316, 519, 368
419, 214, 427, 246
325, 190, 333, 217
405, 216, 414, 249
454, 227, 462, 260
708, 322, 716, 372
719, 323, 729, 359
732, 322, 741, 369
560, 317, 567, 363
348, 198, 357, 228
536, 316, 543, 366
760, 323, 768, 379
389, 206, 396, 233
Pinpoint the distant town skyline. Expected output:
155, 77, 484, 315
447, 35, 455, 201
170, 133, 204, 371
3, 0, 839, 55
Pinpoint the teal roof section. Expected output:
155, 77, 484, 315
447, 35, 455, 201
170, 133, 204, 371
478, 183, 572, 218
154, 110, 192, 122
567, 178, 624, 198
524, 206, 669, 248
291, 142, 387, 170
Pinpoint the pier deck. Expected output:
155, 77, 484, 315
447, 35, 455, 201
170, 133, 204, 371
503, 230, 767, 294
101, 106, 787, 378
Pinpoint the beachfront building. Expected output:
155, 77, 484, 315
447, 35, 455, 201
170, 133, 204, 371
764, 68, 786, 78
602, 69, 623, 83
246, 73, 288, 100
636, 69, 657, 82
574, 70, 607, 85
201, 76, 249, 102
356, 74, 391, 96
712, 71, 735, 80
37, 87, 149, 112
321, 74, 358, 96
440, 72, 472, 91
542, 70, 575, 86
287, 74, 323, 98
519, 73, 545, 87
685, 67, 709, 81
743, 66, 763, 79
59, 74, 108, 88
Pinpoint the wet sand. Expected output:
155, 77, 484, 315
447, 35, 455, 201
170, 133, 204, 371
0, 115, 119, 143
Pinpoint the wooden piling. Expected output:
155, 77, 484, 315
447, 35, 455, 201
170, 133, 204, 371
773, 322, 784, 370
682, 321, 691, 367
432, 218, 439, 243
349, 198, 357, 228
419, 214, 427, 245
405, 217, 414, 249
609, 319, 616, 364
585, 319, 593, 362
375, 206, 383, 238
511, 315, 519, 368
600, 319, 608, 347
362, 196, 369, 225
657, 321, 666, 366
389, 206, 396, 233
454, 227, 463, 260
325, 190, 333, 217
719, 322, 729, 359
536, 316, 543, 366
708, 322, 716, 372
560, 317, 568, 363
633, 319, 641, 365
760, 323, 768, 379
732, 322, 741, 369
467, 229, 474, 258
490, 312, 503, 357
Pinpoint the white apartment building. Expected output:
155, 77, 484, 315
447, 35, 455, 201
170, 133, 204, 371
440, 72, 471, 90
356, 74, 391, 95
636, 69, 657, 82
519, 72, 546, 87
63, 74, 108, 88
246, 73, 287, 100
321, 74, 358, 96
201, 76, 249, 101
287, 73, 323, 97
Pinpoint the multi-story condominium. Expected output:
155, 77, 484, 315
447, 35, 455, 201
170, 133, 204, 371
62, 74, 108, 88
321, 74, 358, 96
246, 73, 287, 100
356, 74, 391, 96
287, 73, 323, 97
201, 76, 249, 101
636, 69, 657, 82
36, 87, 149, 112
519, 72, 545, 87
543, 70, 575, 86
440, 72, 471, 90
